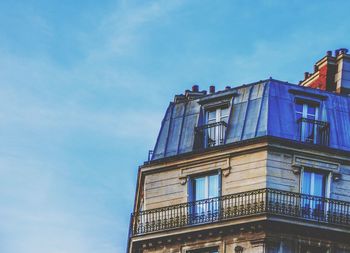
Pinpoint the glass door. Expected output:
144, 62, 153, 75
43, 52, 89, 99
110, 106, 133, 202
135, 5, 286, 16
301, 170, 326, 218
206, 107, 229, 147
193, 174, 219, 221
295, 103, 319, 143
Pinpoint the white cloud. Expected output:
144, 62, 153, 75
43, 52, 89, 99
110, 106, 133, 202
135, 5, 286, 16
86, 0, 185, 60
0, 2, 185, 252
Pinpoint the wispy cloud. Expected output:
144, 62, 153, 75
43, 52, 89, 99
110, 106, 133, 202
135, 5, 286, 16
2, 1, 350, 253
0, 1, 185, 253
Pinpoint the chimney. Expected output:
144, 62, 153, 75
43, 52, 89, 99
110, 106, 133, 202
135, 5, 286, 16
209, 85, 215, 94
299, 50, 337, 92
300, 48, 350, 95
180, 85, 207, 101
334, 48, 350, 94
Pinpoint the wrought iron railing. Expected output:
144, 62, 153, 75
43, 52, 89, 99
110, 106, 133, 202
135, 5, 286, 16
130, 188, 350, 236
297, 118, 330, 146
194, 121, 228, 149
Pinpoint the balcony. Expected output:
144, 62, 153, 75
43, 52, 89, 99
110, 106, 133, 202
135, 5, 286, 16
297, 118, 330, 146
194, 121, 228, 149
130, 188, 350, 236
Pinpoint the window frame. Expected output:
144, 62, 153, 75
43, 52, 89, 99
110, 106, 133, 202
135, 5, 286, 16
206, 107, 229, 125
187, 170, 222, 223
295, 101, 320, 144
299, 166, 332, 217
188, 170, 222, 202
300, 167, 331, 199
204, 106, 229, 147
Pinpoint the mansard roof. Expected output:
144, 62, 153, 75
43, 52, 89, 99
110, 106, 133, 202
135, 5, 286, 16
151, 79, 350, 161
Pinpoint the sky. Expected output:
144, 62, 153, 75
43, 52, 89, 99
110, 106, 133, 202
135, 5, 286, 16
0, 1, 349, 253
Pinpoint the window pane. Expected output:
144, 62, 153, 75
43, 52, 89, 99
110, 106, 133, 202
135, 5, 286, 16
302, 171, 311, 195
307, 114, 316, 120
220, 116, 229, 123
313, 173, 325, 197
208, 174, 219, 198
307, 105, 316, 116
296, 112, 302, 121
220, 107, 229, 117
208, 111, 216, 121
195, 177, 206, 201
295, 103, 303, 114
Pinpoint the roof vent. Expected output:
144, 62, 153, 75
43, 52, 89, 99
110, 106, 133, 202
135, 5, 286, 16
209, 85, 215, 94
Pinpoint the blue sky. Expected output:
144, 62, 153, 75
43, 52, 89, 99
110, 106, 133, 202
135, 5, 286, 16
0, 1, 349, 252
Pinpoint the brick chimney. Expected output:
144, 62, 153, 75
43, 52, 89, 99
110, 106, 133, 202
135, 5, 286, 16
300, 49, 350, 95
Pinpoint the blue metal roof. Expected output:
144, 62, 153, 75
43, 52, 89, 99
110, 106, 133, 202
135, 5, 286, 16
152, 79, 350, 160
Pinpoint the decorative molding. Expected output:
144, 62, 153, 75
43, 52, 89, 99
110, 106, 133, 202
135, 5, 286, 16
332, 172, 341, 181
234, 245, 244, 253
179, 176, 187, 185
201, 99, 231, 110
293, 156, 340, 172
222, 166, 231, 177
291, 164, 302, 175
288, 88, 328, 100
198, 91, 237, 105
250, 238, 266, 247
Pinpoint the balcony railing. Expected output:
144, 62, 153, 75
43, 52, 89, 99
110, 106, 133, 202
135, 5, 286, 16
297, 118, 330, 146
130, 188, 350, 236
194, 121, 228, 149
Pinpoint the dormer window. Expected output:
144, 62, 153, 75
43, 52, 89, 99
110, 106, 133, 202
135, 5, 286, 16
295, 100, 329, 145
194, 107, 229, 149
205, 107, 229, 146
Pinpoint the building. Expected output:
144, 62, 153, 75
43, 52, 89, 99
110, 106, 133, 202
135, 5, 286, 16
127, 49, 350, 253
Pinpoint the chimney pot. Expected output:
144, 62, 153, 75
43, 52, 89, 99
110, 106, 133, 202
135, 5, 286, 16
339, 48, 349, 55
327, 50, 332, 57
304, 72, 309, 79
209, 85, 215, 94
314, 65, 319, 72
192, 85, 199, 92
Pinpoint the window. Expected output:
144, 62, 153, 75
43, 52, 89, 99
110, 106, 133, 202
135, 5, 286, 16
295, 102, 319, 144
300, 245, 328, 253
188, 247, 219, 253
206, 107, 229, 125
301, 169, 327, 217
205, 107, 229, 147
302, 170, 326, 197
189, 173, 220, 221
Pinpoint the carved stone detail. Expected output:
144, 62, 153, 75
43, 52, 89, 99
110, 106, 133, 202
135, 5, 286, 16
179, 177, 187, 185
